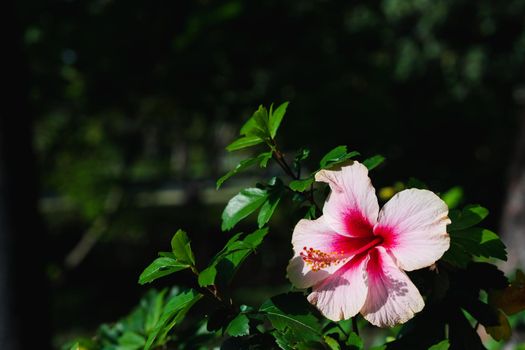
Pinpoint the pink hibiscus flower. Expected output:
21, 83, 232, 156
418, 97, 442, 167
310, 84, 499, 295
287, 161, 450, 327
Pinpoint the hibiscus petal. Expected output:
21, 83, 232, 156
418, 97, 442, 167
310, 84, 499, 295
287, 256, 332, 289
287, 216, 371, 288
307, 253, 369, 321
361, 247, 424, 327
375, 188, 451, 271
315, 161, 379, 237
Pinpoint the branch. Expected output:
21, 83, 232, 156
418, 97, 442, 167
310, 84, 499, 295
270, 139, 321, 213
64, 187, 123, 269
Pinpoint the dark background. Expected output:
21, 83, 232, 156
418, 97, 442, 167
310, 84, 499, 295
3, 0, 525, 348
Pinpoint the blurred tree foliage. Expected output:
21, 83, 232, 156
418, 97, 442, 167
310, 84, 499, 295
21, 0, 525, 216
15, 0, 525, 342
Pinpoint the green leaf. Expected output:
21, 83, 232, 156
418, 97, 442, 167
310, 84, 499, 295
197, 267, 217, 288
252, 105, 270, 133
444, 226, 507, 267
217, 157, 260, 189
442, 204, 498, 267
198, 232, 244, 286
117, 331, 145, 350
259, 151, 272, 167
226, 314, 250, 337
268, 101, 289, 138
293, 148, 311, 175
144, 289, 167, 334
170, 229, 195, 265
144, 289, 203, 350
240, 105, 269, 138
450, 227, 507, 261
199, 228, 269, 287
346, 332, 363, 349
216, 152, 272, 189
257, 178, 284, 227
428, 340, 450, 350
68, 340, 98, 350
272, 331, 295, 350
319, 146, 359, 169
260, 293, 323, 343
239, 114, 258, 136
324, 335, 341, 350
226, 136, 264, 152
304, 204, 317, 219
442, 241, 473, 268
362, 155, 385, 170
257, 194, 281, 228
319, 146, 346, 167
441, 186, 463, 209
289, 177, 314, 192
221, 188, 269, 231
448, 205, 489, 231
138, 257, 190, 284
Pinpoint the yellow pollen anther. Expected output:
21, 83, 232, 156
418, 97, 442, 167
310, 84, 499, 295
300, 247, 345, 272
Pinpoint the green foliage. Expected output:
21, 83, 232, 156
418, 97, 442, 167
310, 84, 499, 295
216, 151, 272, 189
257, 191, 281, 228
428, 340, 450, 350
198, 227, 269, 287
346, 332, 364, 349
319, 146, 360, 169
363, 155, 385, 171
138, 257, 190, 285
225, 313, 250, 337
170, 229, 196, 266
62, 101, 525, 350
257, 177, 285, 228
139, 230, 196, 284
443, 204, 507, 268
440, 186, 464, 209
269, 102, 289, 138
226, 135, 264, 151
241, 105, 270, 139
67, 340, 98, 350
64, 288, 202, 350
388, 263, 507, 349
289, 178, 314, 192
226, 102, 289, 152
448, 205, 489, 231
323, 321, 364, 349
144, 289, 203, 350
324, 335, 342, 350
450, 228, 507, 260
221, 187, 269, 231
260, 292, 325, 348
117, 332, 146, 350
222, 178, 284, 231
293, 148, 311, 175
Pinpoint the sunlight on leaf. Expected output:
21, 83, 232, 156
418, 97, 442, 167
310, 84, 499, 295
221, 188, 269, 231
138, 257, 190, 285
268, 101, 289, 138
362, 155, 385, 170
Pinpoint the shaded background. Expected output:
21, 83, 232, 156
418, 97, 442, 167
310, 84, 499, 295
3, 0, 525, 348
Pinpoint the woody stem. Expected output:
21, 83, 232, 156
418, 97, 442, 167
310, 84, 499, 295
269, 139, 321, 213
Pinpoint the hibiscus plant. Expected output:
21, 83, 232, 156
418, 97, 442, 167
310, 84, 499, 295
68, 103, 525, 350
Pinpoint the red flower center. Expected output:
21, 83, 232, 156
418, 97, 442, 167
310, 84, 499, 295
301, 211, 397, 272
